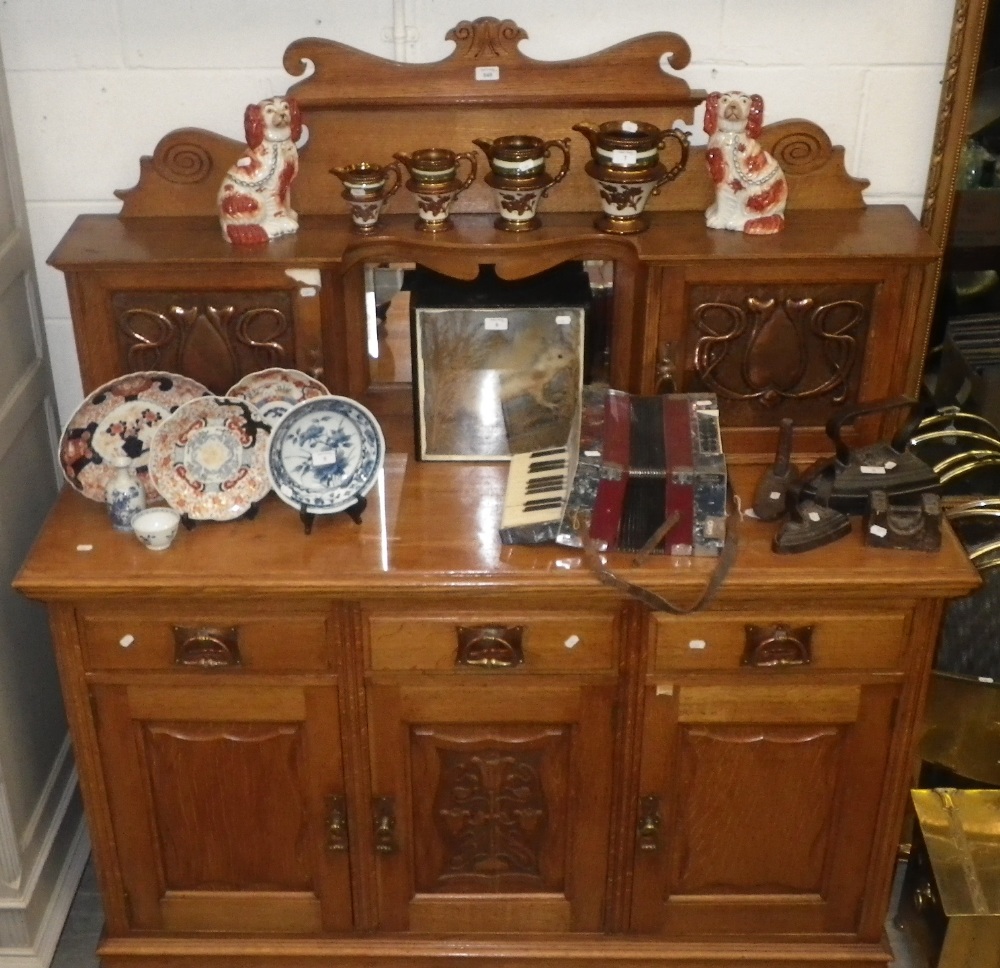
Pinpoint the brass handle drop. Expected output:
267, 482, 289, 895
173, 626, 241, 668
326, 796, 349, 852
742, 624, 813, 668
373, 797, 399, 854
456, 625, 524, 668
636, 795, 663, 852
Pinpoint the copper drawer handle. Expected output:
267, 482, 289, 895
456, 625, 524, 668
173, 626, 241, 668
742, 623, 813, 667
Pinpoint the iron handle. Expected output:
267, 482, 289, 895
173, 626, 241, 668
742, 624, 813, 667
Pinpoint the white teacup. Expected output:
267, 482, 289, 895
131, 507, 181, 551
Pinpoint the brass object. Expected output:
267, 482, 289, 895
456, 625, 525, 668
897, 790, 1000, 968
919, 672, 1000, 787
325, 795, 349, 851
742, 624, 813, 667
636, 795, 663, 852
172, 626, 241, 668
395, 148, 478, 232
373, 797, 399, 854
330, 161, 402, 234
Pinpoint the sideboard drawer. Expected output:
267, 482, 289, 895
652, 611, 907, 672
79, 611, 330, 672
367, 611, 617, 672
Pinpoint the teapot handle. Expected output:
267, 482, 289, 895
453, 151, 479, 193
651, 129, 691, 194
383, 162, 402, 199
541, 139, 571, 194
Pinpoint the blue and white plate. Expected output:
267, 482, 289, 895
267, 396, 385, 514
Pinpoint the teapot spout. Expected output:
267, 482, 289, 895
472, 138, 494, 157
392, 151, 413, 171
571, 122, 599, 149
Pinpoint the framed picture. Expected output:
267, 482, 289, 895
412, 303, 586, 461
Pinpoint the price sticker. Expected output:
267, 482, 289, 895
484, 316, 508, 331
611, 149, 638, 167
475, 66, 500, 81
312, 450, 341, 468
622, 121, 639, 132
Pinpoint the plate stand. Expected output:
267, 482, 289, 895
179, 501, 262, 531
299, 496, 367, 535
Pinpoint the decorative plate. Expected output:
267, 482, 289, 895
59, 371, 212, 503
267, 396, 385, 515
226, 368, 329, 424
149, 396, 271, 521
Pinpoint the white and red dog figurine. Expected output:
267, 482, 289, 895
703, 91, 787, 235
218, 96, 302, 246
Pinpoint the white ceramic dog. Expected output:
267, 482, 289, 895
218, 96, 302, 246
703, 91, 787, 235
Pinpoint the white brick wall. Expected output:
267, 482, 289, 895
0, 0, 955, 422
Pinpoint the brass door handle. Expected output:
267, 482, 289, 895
173, 626, 241, 668
636, 795, 663, 852
742, 623, 813, 667
373, 797, 399, 854
456, 625, 524, 668
326, 795, 348, 852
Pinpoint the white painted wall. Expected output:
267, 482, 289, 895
0, 0, 956, 425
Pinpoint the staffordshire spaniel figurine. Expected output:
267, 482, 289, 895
218, 96, 302, 245
704, 91, 787, 235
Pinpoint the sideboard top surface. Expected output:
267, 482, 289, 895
15, 454, 978, 603
48, 208, 937, 272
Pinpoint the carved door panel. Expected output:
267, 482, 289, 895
90, 681, 352, 934
631, 679, 898, 936
367, 680, 616, 933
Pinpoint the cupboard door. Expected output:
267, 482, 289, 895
631, 679, 898, 936
91, 681, 352, 934
368, 679, 616, 933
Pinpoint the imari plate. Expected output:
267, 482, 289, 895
227, 368, 329, 425
149, 396, 271, 521
267, 396, 385, 514
59, 371, 211, 503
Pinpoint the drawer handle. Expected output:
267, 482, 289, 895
456, 625, 524, 668
173, 626, 241, 668
636, 795, 663, 852
326, 795, 349, 852
373, 797, 399, 854
742, 623, 813, 668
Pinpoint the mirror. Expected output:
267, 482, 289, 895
920, 0, 996, 414
360, 258, 615, 460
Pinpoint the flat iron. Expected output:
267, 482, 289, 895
802, 397, 939, 515
773, 463, 852, 554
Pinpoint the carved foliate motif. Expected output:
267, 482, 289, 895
690, 285, 872, 421
113, 291, 294, 394
445, 18, 528, 59
434, 747, 547, 882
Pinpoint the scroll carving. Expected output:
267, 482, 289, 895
114, 291, 293, 394
434, 747, 547, 883
691, 285, 872, 417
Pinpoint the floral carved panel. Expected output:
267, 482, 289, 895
410, 725, 570, 895
111, 290, 296, 394
687, 283, 875, 426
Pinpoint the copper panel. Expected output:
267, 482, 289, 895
687, 282, 875, 425
111, 290, 296, 394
